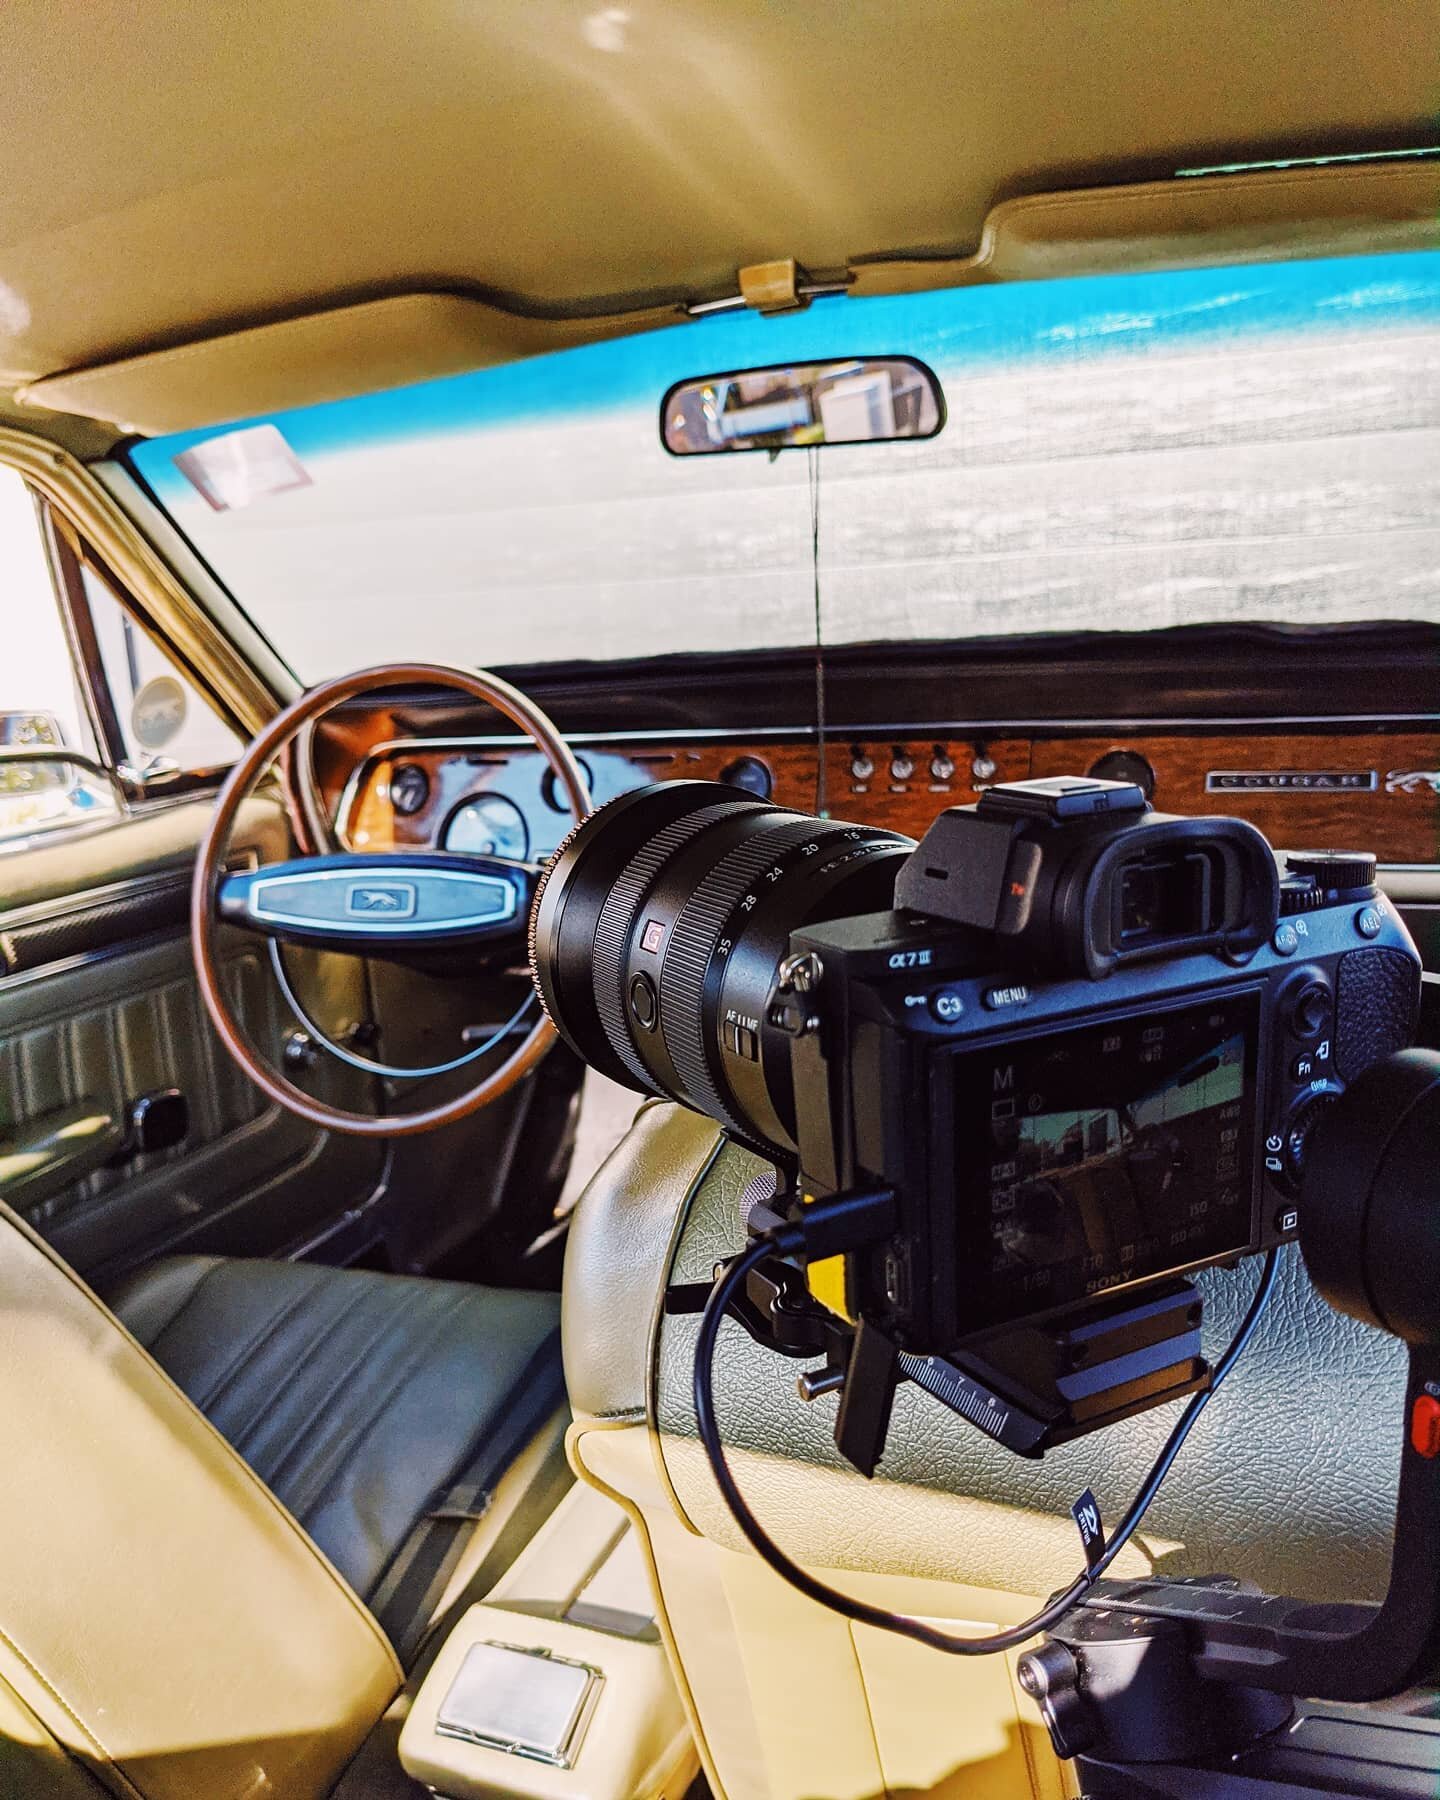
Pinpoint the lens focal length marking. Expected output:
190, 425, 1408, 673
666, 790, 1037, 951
714, 832, 906, 967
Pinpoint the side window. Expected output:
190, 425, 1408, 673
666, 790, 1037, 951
79, 558, 241, 779
0, 467, 117, 846
0, 460, 241, 850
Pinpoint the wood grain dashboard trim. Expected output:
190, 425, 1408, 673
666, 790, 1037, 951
337, 725, 1440, 865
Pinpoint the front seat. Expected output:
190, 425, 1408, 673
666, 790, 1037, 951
104, 1254, 566, 1661
0, 1199, 564, 1800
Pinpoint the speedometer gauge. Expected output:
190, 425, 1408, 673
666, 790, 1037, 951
444, 793, 530, 861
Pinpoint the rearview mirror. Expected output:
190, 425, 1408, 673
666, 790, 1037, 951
661, 356, 944, 456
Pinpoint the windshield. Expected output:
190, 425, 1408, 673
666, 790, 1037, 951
131, 251, 1440, 681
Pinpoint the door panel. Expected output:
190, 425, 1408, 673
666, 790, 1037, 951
0, 793, 386, 1282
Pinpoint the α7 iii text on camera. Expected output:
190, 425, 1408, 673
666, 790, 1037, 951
530, 776, 1419, 1476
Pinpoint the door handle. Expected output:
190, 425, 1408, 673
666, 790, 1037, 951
0, 1102, 126, 1206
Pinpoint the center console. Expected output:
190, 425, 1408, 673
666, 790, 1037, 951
399, 1484, 695, 1800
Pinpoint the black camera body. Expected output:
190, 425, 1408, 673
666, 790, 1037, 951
780, 777, 1418, 1445
533, 764, 1440, 1759
531, 773, 1420, 1460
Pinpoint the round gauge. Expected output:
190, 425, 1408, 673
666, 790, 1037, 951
719, 754, 774, 799
541, 758, 594, 813
444, 793, 530, 861
1087, 749, 1157, 801
388, 762, 431, 817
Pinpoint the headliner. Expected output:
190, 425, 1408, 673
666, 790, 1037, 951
1, 0, 1436, 437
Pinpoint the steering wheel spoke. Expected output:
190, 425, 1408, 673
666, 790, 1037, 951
218, 851, 538, 958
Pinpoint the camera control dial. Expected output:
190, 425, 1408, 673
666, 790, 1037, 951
1281, 1083, 1344, 1192
1282, 851, 1379, 897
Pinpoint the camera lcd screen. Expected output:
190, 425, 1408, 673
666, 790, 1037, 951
952, 990, 1260, 1332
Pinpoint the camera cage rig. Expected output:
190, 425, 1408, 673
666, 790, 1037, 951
671, 1046, 1440, 1777
530, 771, 1438, 1768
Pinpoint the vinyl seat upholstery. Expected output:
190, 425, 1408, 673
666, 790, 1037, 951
106, 1255, 565, 1650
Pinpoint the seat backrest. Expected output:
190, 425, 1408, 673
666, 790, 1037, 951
564, 1101, 1410, 1800
0, 1201, 401, 1800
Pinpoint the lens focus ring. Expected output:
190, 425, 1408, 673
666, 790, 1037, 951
592, 799, 771, 1093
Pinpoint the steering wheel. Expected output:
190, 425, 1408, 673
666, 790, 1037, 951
192, 662, 591, 1137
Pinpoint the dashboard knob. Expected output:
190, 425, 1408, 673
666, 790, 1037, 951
929, 750, 955, 782
850, 751, 875, 782
1283, 851, 1378, 896
387, 762, 431, 816
971, 750, 998, 782
890, 750, 915, 783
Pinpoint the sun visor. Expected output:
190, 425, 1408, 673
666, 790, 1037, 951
851, 161, 1440, 296
16, 292, 687, 437
15, 162, 1440, 437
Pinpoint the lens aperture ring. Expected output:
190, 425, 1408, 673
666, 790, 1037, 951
593, 799, 772, 1094
660, 818, 836, 1138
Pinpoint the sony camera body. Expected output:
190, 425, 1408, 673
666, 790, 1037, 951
531, 771, 1420, 1461
781, 777, 1419, 1452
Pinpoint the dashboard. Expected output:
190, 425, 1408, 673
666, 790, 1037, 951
335, 726, 1440, 866
311, 626, 1440, 962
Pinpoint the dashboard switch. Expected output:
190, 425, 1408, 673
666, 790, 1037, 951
850, 751, 875, 782
890, 750, 915, 783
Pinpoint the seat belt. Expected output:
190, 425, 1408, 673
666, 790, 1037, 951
371, 1329, 566, 1666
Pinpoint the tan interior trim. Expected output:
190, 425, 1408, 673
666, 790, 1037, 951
19, 292, 689, 438
644, 1118, 728, 1540
0, 1198, 401, 1799
15, 163, 1440, 439
0, 427, 280, 733
567, 1421, 726, 1800
851, 160, 1440, 295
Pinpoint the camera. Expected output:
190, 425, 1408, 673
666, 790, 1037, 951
530, 775, 1420, 1463
534, 773, 1440, 1769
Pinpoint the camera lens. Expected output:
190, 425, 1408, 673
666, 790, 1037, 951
529, 781, 912, 1156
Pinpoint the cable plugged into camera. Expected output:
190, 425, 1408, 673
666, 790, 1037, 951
692, 1203, 1281, 1659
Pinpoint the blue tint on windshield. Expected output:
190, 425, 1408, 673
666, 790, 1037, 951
134, 251, 1440, 499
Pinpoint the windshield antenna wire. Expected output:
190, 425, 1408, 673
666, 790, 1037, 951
808, 446, 827, 817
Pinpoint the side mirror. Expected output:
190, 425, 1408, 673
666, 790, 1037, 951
0, 747, 123, 839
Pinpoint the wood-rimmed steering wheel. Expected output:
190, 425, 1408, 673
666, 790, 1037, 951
192, 662, 591, 1137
